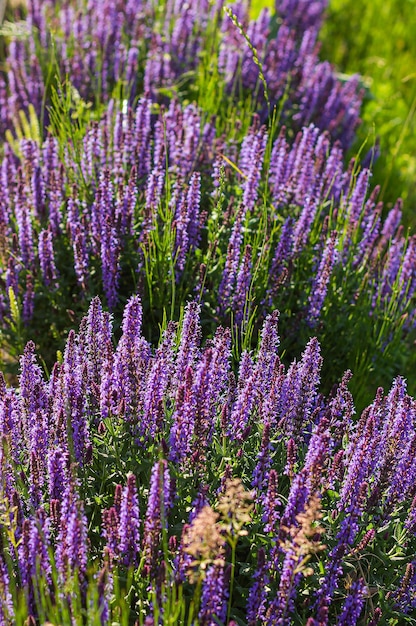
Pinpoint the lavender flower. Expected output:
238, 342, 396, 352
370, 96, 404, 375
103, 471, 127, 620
112, 294, 151, 423
266, 217, 294, 304
55, 478, 88, 588
347, 168, 371, 224
218, 208, 245, 314
15, 174, 35, 270
306, 230, 338, 326
292, 195, 319, 254
239, 124, 267, 212
339, 404, 379, 510
175, 326, 227, 466
83, 296, 113, 388
268, 493, 325, 625
38, 227, 59, 288
232, 244, 253, 326
47, 446, 69, 505
174, 173, 203, 275
96, 555, 112, 626
336, 579, 367, 625
247, 547, 270, 624
228, 352, 257, 442
119, 473, 141, 567
102, 506, 120, 560
19, 341, 49, 451
314, 482, 368, 622
277, 0, 328, 33
392, 561, 416, 613
174, 301, 201, 386
169, 366, 196, 465
277, 337, 323, 440
254, 310, 280, 397
141, 322, 177, 440
198, 563, 228, 626
62, 330, 91, 465
0, 554, 14, 623
252, 421, 272, 491
266, 545, 303, 625
22, 273, 35, 324
143, 460, 172, 577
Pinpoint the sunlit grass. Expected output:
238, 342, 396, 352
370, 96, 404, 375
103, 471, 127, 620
320, 0, 416, 227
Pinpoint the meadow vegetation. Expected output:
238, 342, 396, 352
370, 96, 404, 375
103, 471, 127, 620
0, 0, 415, 624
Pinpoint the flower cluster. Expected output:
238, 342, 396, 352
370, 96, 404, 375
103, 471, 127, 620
0, 297, 414, 622
1, 0, 361, 148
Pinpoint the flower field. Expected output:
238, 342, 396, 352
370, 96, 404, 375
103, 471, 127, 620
0, 0, 415, 624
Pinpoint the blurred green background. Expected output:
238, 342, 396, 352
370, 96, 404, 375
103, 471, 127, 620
320, 0, 416, 230
252, 0, 416, 230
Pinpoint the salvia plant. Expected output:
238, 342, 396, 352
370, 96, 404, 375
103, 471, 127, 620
0, 0, 415, 624
0, 297, 415, 624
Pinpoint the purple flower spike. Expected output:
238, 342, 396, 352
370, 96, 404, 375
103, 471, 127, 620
5, 256, 20, 303
113, 295, 151, 422
22, 274, 35, 325
15, 172, 36, 270
174, 301, 201, 386
83, 296, 113, 388
392, 561, 416, 613
119, 473, 141, 567
48, 446, 69, 504
29, 510, 52, 585
38, 227, 59, 288
347, 168, 371, 224
198, 563, 228, 626
266, 217, 294, 304
306, 230, 338, 326
232, 244, 253, 326
218, 208, 245, 315
266, 547, 302, 625
19, 341, 49, 452
102, 506, 120, 560
292, 195, 319, 254
336, 579, 366, 626
0, 554, 14, 623
143, 460, 172, 578
252, 421, 272, 491
174, 173, 203, 276
96, 556, 112, 626
68, 198, 90, 291
278, 337, 323, 440
240, 124, 267, 212
63, 330, 91, 465
247, 547, 270, 624
56, 478, 88, 590
142, 322, 177, 440
339, 405, 379, 510
262, 469, 281, 534
228, 356, 257, 442
254, 310, 280, 397
314, 482, 368, 621
188, 328, 231, 462
169, 366, 196, 465
277, 0, 328, 33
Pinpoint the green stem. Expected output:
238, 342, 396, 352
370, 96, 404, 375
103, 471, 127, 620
226, 537, 237, 625
187, 578, 202, 626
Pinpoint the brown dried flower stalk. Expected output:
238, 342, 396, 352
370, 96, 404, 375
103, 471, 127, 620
217, 477, 254, 538
182, 505, 225, 583
280, 492, 326, 577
